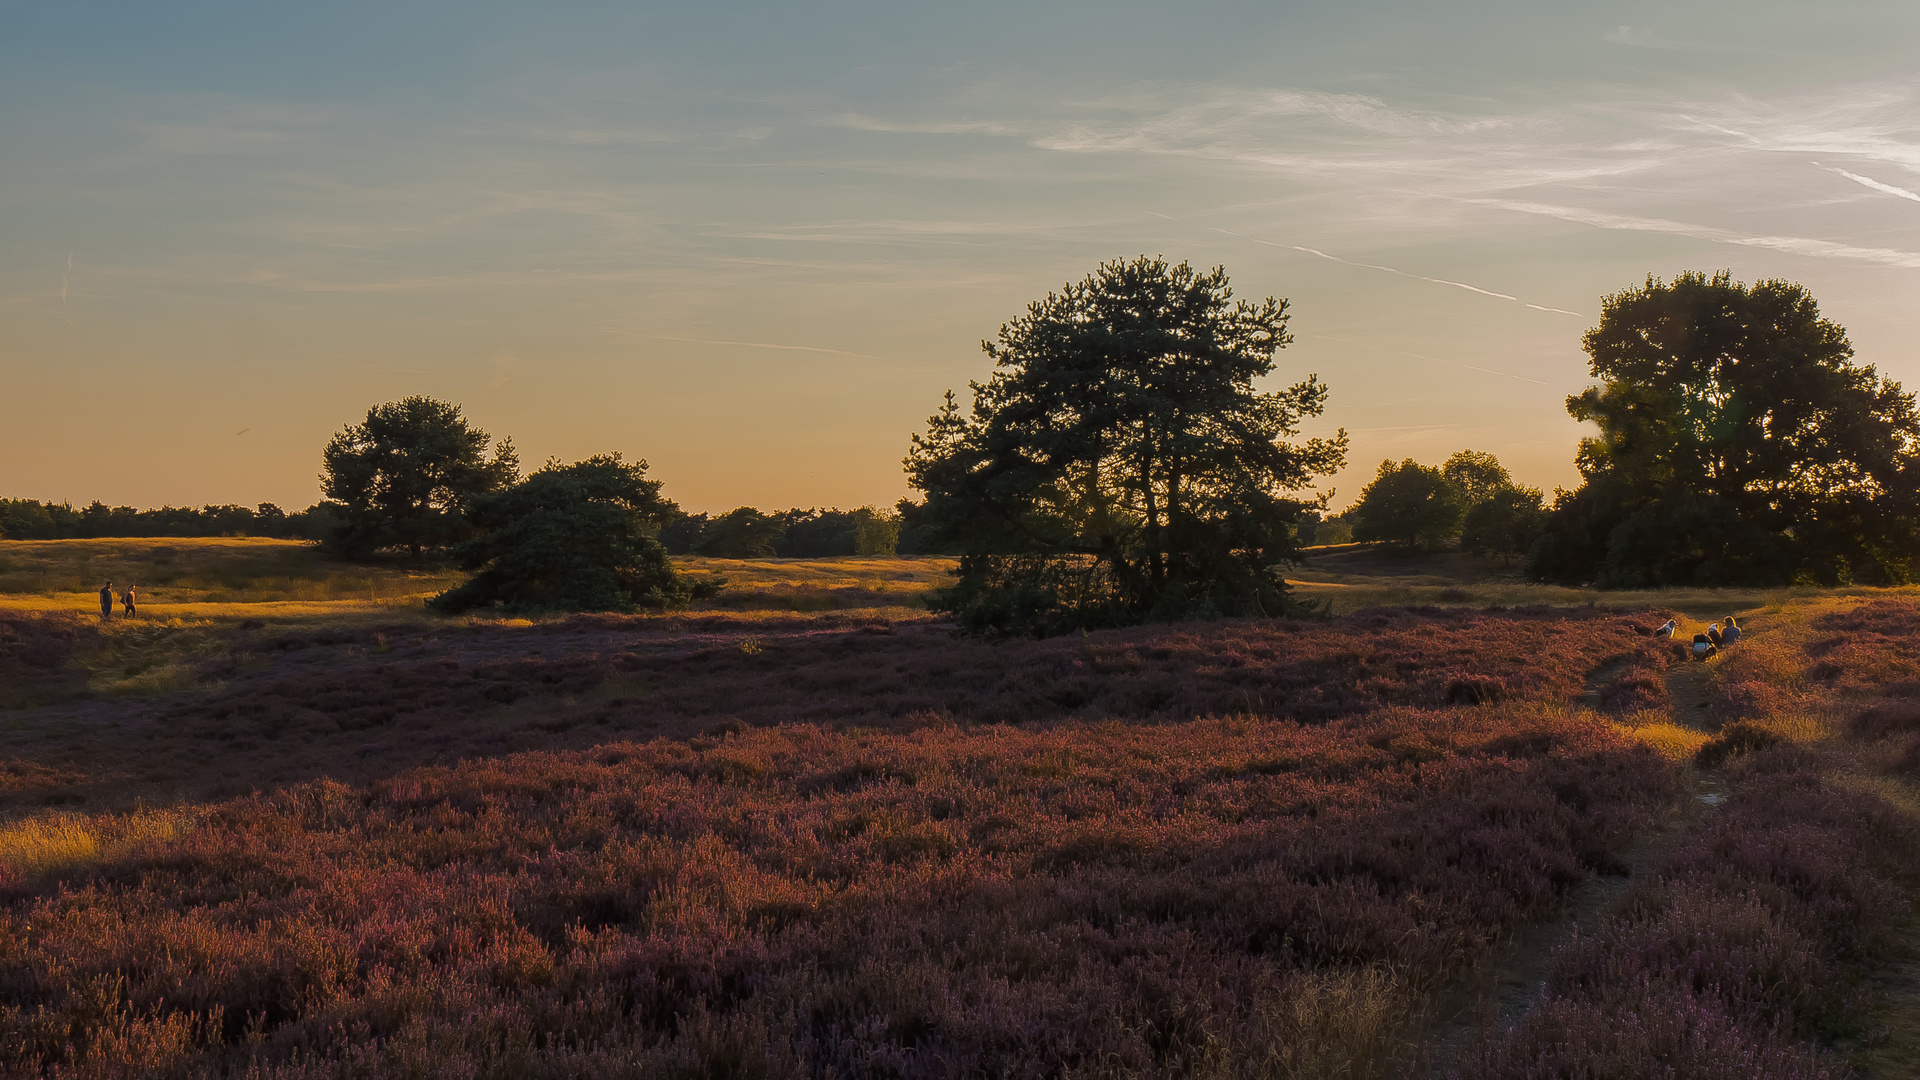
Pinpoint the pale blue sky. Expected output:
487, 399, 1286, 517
5, 1, 1919, 512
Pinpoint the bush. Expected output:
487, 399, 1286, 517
430, 454, 715, 614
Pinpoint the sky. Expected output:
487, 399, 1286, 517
4, 1, 1920, 514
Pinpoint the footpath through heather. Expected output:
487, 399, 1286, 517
1425, 604, 1920, 1079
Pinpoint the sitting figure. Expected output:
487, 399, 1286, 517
1706, 624, 1723, 647
1720, 617, 1741, 645
1654, 619, 1677, 639
1692, 632, 1717, 661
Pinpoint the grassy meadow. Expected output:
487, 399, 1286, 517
0, 536, 1915, 1077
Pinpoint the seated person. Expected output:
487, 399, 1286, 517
1706, 624, 1723, 647
1692, 633, 1716, 660
1720, 617, 1741, 645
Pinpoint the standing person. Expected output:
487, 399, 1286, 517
98, 582, 114, 621
122, 585, 137, 618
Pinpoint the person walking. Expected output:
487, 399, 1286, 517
98, 582, 114, 621
121, 585, 137, 618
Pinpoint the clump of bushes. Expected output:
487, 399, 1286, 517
430, 454, 722, 615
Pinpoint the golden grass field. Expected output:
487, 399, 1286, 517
6, 535, 1908, 623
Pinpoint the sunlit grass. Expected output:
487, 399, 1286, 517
0, 807, 197, 878
1615, 720, 1711, 762
0, 537, 464, 603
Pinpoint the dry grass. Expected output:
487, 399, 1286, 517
676, 554, 955, 611
0, 537, 957, 614
0, 807, 197, 879
1612, 716, 1711, 762
1186, 967, 1424, 1080
0, 538, 464, 603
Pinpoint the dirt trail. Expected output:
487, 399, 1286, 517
1417, 649, 1719, 1072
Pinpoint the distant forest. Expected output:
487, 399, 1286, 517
0, 496, 956, 557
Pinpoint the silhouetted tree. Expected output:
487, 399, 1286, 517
320, 397, 519, 560
696, 507, 787, 558
430, 454, 717, 614
906, 256, 1346, 635
657, 512, 711, 555
1350, 459, 1463, 551
1441, 450, 1510, 507
1461, 485, 1546, 565
1530, 272, 1920, 586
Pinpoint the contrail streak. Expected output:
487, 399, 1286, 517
1814, 161, 1920, 203
1209, 228, 1587, 318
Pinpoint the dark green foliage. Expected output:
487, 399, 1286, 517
853, 507, 900, 555
1441, 449, 1511, 507
775, 508, 861, 557
321, 397, 519, 560
894, 497, 959, 556
657, 512, 710, 555
430, 454, 716, 614
0, 498, 334, 540
1532, 272, 1920, 587
1462, 485, 1548, 564
1352, 459, 1464, 550
696, 507, 787, 557
905, 256, 1347, 635
655, 506, 905, 557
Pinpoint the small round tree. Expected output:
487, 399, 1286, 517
430, 454, 718, 614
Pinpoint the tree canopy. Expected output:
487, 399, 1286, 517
905, 256, 1346, 635
1350, 459, 1465, 551
1531, 272, 1920, 586
1348, 450, 1542, 558
429, 454, 716, 614
321, 397, 519, 560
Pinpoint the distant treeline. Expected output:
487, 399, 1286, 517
660, 502, 947, 558
0, 495, 952, 557
0, 499, 339, 542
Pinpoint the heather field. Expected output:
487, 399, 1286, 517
0, 541, 1917, 1077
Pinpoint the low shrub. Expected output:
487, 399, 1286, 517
0, 707, 1676, 1077
1459, 746, 1911, 1078
1693, 720, 1785, 768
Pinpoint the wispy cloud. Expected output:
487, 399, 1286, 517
1467, 198, 1920, 268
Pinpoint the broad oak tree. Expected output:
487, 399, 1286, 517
906, 257, 1346, 635
1531, 272, 1920, 586
320, 397, 519, 560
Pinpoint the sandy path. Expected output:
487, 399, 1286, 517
1417, 646, 1718, 1073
